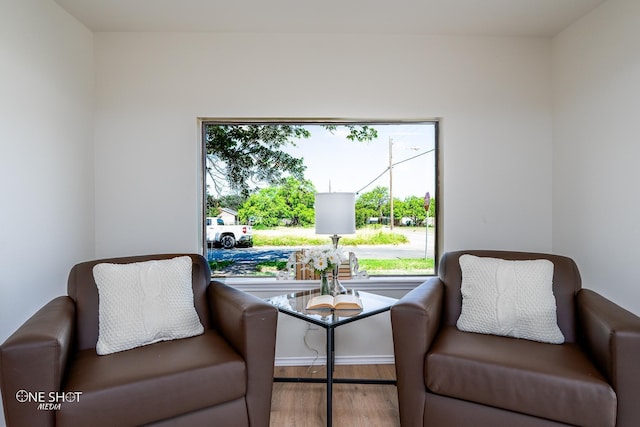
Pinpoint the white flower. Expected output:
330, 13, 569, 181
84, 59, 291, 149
302, 246, 345, 273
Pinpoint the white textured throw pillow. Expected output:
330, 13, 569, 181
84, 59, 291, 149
93, 256, 204, 355
456, 254, 564, 344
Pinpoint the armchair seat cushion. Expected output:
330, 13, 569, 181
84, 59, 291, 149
426, 326, 616, 427
57, 330, 246, 427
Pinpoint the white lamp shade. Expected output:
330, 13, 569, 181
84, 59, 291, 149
315, 192, 356, 235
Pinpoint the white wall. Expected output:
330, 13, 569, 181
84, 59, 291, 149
91, 32, 554, 370
0, 0, 94, 341
93, 33, 554, 259
552, 0, 640, 315
0, 0, 94, 423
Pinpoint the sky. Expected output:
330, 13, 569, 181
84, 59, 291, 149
283, 123, 436, 200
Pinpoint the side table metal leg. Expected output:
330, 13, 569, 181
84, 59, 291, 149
326, 327, 334, 427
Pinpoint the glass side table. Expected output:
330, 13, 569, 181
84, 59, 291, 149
265, 289, 398, 427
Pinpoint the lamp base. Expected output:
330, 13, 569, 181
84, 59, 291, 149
331, 272, 348, 296
329, 235, 347, 295
330, 234, 341, 249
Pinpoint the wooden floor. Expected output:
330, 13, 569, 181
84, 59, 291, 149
270, 364, 400, 427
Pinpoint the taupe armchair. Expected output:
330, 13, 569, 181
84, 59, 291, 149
391, 250, 640, 427
1, 254, 278, 427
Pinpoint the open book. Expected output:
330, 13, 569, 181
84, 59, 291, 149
306, 294, 362, 310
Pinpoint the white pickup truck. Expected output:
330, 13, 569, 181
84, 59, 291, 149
206, 217, 253, 249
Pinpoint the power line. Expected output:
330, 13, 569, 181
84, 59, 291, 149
354, 148, 434, 194
355, 167, 389, 195
393, 148, 434, 167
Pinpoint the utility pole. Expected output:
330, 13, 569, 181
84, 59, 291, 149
388, 137, 394, 230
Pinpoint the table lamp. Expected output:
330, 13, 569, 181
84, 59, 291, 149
315, 192, 356, 295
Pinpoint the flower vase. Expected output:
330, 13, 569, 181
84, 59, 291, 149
320, 271, 330, 295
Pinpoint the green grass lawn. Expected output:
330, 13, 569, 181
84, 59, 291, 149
253, 235, 327, 246
253, 230, 409, 246
357, 258, 434, 275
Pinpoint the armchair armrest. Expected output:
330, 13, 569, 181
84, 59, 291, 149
577, 289, 640, 427
207, 281, 278, 427
0, 296, 75, 427
391, 277, 444, 427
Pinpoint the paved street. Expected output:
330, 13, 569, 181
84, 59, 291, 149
208, 247, 297, 275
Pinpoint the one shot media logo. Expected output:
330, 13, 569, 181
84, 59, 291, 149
15, 390, 82, 411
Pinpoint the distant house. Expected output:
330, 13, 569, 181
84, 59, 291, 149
401, 217, 415, 226
367, 217, 391, 225
218, 208, 237, 225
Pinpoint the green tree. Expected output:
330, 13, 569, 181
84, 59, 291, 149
206, 194, 221, 217
205, 124, 309, 197
355, 186, 389, 227
206, 193, 247, 217
427, 196, 436, 225
238, 187, 288, 227
399, 195, 428, 225
204, 124, 378, 197
279, 177, 316, 226
218, 194, 246, 212
388, 198, 405, 223
237, 178, 316, 227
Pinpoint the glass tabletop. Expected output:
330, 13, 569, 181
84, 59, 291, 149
265, 289, 398, 327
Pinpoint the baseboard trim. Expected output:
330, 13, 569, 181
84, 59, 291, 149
275, 354, 395, 366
